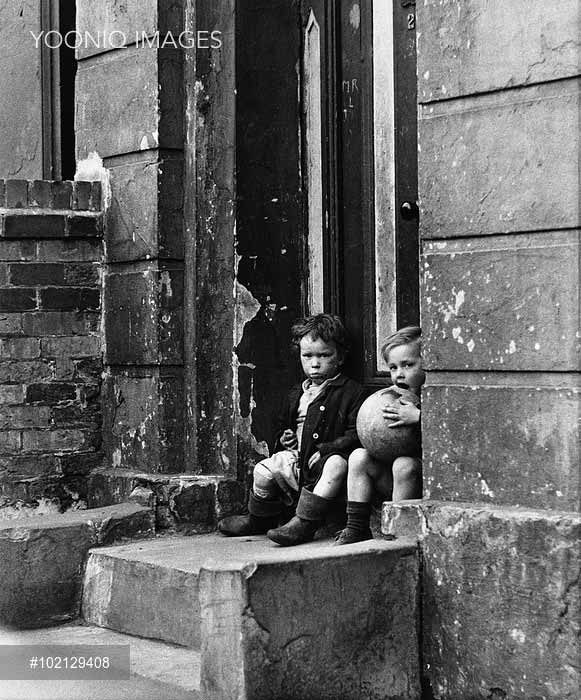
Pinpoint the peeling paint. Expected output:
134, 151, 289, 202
480, 479, 495, 498
349, 3, 360, 30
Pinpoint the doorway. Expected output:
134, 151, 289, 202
300, 0, 419, 386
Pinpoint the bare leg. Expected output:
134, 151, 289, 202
313, 455, 348, 499
347, 447, 392, 502
391, 456, 422, 501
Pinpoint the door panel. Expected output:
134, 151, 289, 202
300, 0, 418, 385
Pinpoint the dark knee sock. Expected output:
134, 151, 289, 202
345, 501, 372, 533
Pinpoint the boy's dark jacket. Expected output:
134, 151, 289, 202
273, 374, 367, 486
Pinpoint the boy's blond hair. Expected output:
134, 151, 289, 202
381, 326, 422, 362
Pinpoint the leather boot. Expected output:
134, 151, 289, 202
218, 492, 282, 536
267, 488, 332, 546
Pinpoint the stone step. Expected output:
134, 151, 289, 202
382, 499, 581, 700
0, 622, 200, 700
0, 503, 154, 629
82, 532, 422, 700
87, 468, 245, 531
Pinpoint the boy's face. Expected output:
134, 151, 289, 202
299, 334, 342, 385
387, 342, 425, 393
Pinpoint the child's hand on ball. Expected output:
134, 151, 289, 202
383, 399, 420, 428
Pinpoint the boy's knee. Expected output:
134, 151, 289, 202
392, 457, 421, 482
321, 454, 347, 478
348, 447, 372, 470
253, 462, 279, 499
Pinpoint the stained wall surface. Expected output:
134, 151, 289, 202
418, 0, 580, 512
416, 2, 580, 697
0, 1, 44, 179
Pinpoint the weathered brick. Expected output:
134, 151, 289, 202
74, 358, 103, 380
0, 288, 36, 312
35, 239, 102, 262
81, 384, 101, 402
26, 383, 77, 404
2, 214, 66, 239
0, 313, 23, 335
0, 263, 8, 286
58, 452, 102, 476
72, 181, 92, 210
0, 337, 40, 360
0, 406, 51, 429
51, 181, 73, 209
64, 263, 99, 286
5, 180, 28, 208
54, 358, 75, 380
0, 385, 25, 404
22, 311, 99, 336
0, 453, 58, 477
66, 215, 103, 238
52, 403, 100, 426
9, 263, 65, 287
0, 361, 52, 384
21, 428, 88, 453
28, 181, 52, 208
39, 287, 100, 312
0, 430, 21, 451
41, 336, 101, 358
0, 240, 36, 261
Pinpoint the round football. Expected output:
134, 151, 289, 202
356, 386, 421, 462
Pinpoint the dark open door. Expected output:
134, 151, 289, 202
300, 0, 419, 385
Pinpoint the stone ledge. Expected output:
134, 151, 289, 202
382, 498, 581, 538
88, 468, 245, 531
382, 499, 580, 700
0, 502, 154, 629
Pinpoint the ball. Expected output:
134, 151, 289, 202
356, 386, 420, 462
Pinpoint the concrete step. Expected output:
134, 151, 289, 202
82, 532, 422, 700
0, 622, 200, 700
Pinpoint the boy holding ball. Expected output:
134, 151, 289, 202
336, 326, 425, 545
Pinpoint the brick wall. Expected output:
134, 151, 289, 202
0, 179, 104, 513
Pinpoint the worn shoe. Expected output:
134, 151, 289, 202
267, 515, 319, 546
218, 513, 278, 537
334, 527, 373, 545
